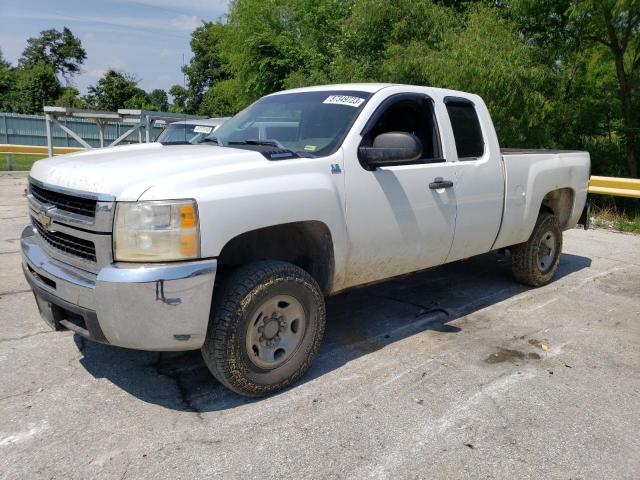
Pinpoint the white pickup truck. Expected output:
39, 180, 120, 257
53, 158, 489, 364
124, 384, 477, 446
22, 84, 590, 396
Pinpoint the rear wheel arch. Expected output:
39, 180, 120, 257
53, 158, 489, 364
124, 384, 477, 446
540, 188, 575, 230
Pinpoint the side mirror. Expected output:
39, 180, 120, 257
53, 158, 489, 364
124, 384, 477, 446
359, 132, 423, 169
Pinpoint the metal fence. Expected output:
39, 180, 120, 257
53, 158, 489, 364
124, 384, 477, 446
0, 112, 164, 148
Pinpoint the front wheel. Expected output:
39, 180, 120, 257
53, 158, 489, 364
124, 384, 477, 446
511, 211, 562, 287
202, 261, 326, 397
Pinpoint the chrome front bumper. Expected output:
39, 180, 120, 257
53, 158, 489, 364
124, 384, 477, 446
21, 225, 216, 351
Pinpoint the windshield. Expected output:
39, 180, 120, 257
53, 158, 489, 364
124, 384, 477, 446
158, 123, 218, 144
208, 90, 372, 157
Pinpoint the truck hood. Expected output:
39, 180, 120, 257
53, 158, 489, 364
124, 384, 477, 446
29, 143, 267, 200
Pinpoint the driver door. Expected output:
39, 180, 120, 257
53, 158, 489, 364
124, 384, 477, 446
342, 93, 458, 288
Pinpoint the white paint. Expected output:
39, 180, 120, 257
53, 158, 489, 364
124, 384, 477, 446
0, 422, 48, 447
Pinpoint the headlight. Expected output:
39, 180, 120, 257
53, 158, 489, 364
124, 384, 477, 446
113, 200, 200, 261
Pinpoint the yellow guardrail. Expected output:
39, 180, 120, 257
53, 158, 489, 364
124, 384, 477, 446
0, 143, 85, 156
589, 175, 640, 199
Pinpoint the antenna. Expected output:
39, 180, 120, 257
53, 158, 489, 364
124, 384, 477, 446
183, 53, 187, 144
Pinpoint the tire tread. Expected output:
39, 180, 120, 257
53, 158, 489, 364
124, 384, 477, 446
511, 212, 562, 287
202, 260, 325, 397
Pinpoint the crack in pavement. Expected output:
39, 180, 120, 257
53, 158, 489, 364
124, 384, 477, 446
0, 288, 32, 297
0, 389, 35, 403
67, 336, 88, 367
380, 295, 451, 318
0, 330, 50, 344
118, 454, 131, 480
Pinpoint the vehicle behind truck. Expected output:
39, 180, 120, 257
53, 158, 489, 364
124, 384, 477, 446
156, 117, 229, 144
22, 84, 590, 396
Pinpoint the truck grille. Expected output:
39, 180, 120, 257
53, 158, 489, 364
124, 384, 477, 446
32, 217, 97, 262
30, 182, 97, 218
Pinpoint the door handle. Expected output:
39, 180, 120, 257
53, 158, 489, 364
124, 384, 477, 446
429, 177, 454, 189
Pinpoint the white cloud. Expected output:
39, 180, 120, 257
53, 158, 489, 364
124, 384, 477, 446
2, 12, 202, 35
170, 14, 202, 31
86, 68, 107, 79
121, 0, 229, 14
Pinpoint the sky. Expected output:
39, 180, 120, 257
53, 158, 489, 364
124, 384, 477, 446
0, 0, 230, 95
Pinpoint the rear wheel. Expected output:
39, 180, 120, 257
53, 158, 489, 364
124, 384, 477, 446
511, 211, 562, 287
202, 261, 325, 397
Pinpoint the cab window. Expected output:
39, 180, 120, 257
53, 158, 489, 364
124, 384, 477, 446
445, 99, 484, 160
362, 95, 443, 163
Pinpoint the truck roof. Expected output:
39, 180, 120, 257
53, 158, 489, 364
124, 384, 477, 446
268, 83, 396, 95
266, 83, 479, 100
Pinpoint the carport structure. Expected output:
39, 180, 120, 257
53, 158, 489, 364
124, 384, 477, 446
43, 107, 205, 156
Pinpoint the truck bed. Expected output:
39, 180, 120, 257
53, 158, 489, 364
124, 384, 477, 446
493, 148, 590, 251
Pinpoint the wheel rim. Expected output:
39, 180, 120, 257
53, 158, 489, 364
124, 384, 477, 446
245, 294, 307, 369
537, 230, 556, 273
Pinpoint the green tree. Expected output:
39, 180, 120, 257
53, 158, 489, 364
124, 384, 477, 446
56, 86, 88, 109
124, 91, 152, 109
0, 48, 10, 68
188, 0, 350, 115
18, 27, 87, 81
148, 88, 169, 111
0, 49, 14, 110
570, 0, 640, 177
182, 22, 228, 113
169, 84, 188, 112
86, 70, 142, 111
503, 0, 640, 176
330, 0, 455, 82
379, 4, 556, 147
8, 62, 62, 114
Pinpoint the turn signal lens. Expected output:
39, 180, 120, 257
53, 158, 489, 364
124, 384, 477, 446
180, 205, 196, 228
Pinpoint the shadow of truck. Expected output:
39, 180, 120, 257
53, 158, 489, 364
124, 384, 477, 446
74, 251, 591, 412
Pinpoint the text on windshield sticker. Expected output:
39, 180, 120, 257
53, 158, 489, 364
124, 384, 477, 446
323, 95, 365, 108
193, 126, 213, 134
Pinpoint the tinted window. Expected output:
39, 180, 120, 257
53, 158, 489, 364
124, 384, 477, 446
445, 101, 484, 159
364, 96, 442, 162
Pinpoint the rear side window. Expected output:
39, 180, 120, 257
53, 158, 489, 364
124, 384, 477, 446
445, 100, 484, 159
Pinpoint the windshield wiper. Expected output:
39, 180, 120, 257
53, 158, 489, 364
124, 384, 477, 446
228, 139, 288, 148
208, 138, 313, 158
226, 139, 311, 160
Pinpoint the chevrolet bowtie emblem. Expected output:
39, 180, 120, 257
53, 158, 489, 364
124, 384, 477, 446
35, 208, 53, 228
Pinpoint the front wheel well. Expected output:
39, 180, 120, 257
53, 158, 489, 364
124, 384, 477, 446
216, 221, 335, 295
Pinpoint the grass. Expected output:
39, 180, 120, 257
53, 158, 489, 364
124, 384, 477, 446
592, 204, 640, 234
0, 153, 47, 171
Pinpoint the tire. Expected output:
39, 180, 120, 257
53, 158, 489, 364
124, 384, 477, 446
511, 211, 562, 287
202, 260, 326, 397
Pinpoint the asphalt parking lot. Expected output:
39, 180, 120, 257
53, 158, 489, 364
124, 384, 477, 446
1, 171, 639, 480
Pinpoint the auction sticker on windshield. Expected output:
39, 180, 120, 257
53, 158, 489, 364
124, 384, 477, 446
323, 95, 365, 108
193, 126, 213, 134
